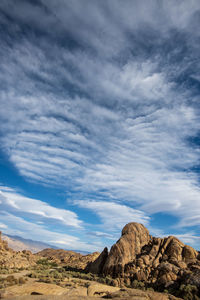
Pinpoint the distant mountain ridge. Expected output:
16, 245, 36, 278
1, 233, 90, 254
2, 234, 58, 253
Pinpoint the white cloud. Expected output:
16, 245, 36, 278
0, 0, 200, 250
86, 231, 116, 240
174, 233, 200, 248
0, 212, 101, 252
0, 223, 8, 229
0, 186, 82, 229
0, 39, 200, 232
74, 200, 150, 232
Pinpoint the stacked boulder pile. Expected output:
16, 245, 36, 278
0, 231, 37, 269
86, 223, 200, 293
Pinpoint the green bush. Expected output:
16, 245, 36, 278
131, 280, 145, 290
147, 287, 154, 292
0, 268, 9, 274
49, 270, 63, 279
36, 258, 58, 268
179, 284, 199, 300
36, 258, 50, 265
0, 275, 25, 288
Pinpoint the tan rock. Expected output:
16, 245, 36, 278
182, 245, 197, 263
107, 287, 181, 300
37, 248, 100, 270
0, 282, 67, 298
0, 232, 38, 269
86, 222, 200, 293
87, 282, 119, 296
158, 272, 177, 285
85, 247, 108, 274
164, 236, 184, 261
63, 286, 87, 297
101, 223, 150, 277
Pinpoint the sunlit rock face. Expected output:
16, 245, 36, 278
86, 222, 200, 290
0, 231, 38, 269
102, 223, 150, 277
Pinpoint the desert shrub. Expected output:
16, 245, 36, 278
50, 262, 58, 268
28, 268, 67, 286
179, 284, 199, 300
49, 270, 63, 279
12, 268, 19, 273
0, 275, 22, 288
98, 277, 106, 284
105, 276, 113, 285
66, 270, 96, 281
0, 276, 8, 289
0, 268, 9, 274
131, 280, 145, 290
18, 277, 26, 284
36, 258, 58, 268
6, 275, 18, 284
36, 258, 50, 266
147, 287, 154, 292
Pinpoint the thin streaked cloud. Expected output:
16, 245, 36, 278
0, 0, 200, 250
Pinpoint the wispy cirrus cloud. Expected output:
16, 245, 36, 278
174, 233, 200, 248
74, 200, 150, 232
0, 0, 200, 249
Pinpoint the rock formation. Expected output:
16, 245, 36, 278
0, 231, 38, 269
1, 283, 182, 300
86, 223, 200, 293
37, 248, 100, 270
85, 247, 108, 274
0, 231, 9, 251
102, 223, 150, 277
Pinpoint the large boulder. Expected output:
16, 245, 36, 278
87, 223, 150, 277
102, 223, 150, 277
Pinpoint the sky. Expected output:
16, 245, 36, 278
0, 0, 200, 252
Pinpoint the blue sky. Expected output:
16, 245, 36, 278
0, 0, 200, 252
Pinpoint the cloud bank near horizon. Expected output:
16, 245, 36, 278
0, 0, 200, 249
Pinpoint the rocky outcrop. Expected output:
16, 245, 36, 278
87, 282, 119, 297
86, 222, 200, 294
0, 281, 182, 300
37, 248, 100, 270
0, 232, 9, 251
105, 287, 181, 300
0, 282, 68, 298
0, 231, 38, 269
102, 223, 150, 277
